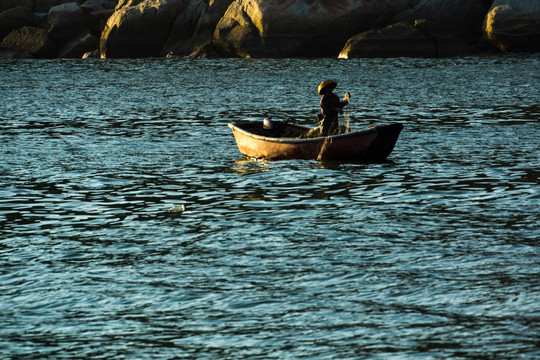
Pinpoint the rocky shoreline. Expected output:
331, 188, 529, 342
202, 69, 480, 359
1, 0, 539, 59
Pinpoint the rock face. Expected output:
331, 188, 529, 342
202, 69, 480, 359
0, 6, 34, 38
33, 0, 83, 13
162, 0, 233, 57
340, 0, 493, 58
58, 31, 99, 57
2, 0, 540, 59
339, 22, 437, 59
0, 26, 56, 58
0, 0, 117, 58
81, 0, 117, 11
0, 0, 33, 13
484, 0, 540, 52
213, 0, 419, 58
48, 2, 98, 43
397, 0, 493, 39
82, 49, 100, 58
100, 0, 189, 58
394, 0, 493, 56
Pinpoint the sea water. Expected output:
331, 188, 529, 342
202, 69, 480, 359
1, 56, 539, 358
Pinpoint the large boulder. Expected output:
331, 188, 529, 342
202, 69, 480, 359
185, 39, 222, 58
88, 8, 114, 35
0, 0, 33, 12
34, 0, 82, 13
396, 0, 493, 39
0, 26, 56, 57
0, 6, 35, 39
47, 2, 98, 43
484, 0, 540, 53
339, 0, 494, 58
213, 0, 421, 58
162, 0, 233, 57
100, 0, 189, 58
339, 21, 437, 58
58, 31, 98, 57
80, 0, 117, 11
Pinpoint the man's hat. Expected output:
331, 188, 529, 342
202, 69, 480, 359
318, 79, 337, 95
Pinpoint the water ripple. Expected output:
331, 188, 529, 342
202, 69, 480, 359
1, 56, 539, 359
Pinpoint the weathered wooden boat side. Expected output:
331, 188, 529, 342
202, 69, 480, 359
228, 121, 403, 161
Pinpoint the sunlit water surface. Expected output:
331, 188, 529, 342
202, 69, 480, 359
1, 56, 539, 359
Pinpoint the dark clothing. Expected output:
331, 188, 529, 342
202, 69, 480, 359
320, 93, 348, 136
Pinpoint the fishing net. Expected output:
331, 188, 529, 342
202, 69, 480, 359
317, 135, 333, 160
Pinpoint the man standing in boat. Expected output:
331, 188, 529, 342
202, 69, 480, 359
318, 79, 350, 136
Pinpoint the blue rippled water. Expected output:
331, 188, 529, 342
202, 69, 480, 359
1, 56, 539, 359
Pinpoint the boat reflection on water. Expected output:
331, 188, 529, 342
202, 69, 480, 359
230, 158, 270, 174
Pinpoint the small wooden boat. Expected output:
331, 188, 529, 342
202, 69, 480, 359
228, 120, 403, 161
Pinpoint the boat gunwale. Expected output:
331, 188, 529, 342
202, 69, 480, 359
227, 122, 378, 144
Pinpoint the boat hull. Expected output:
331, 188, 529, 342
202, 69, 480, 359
228, 121, 403, 161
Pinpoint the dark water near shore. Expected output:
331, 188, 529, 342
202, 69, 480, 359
1, 56, 539, 359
